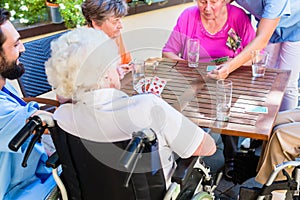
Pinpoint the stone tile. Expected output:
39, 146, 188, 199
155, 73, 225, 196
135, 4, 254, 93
214, 176, 263, 200
215, 177, 236, 193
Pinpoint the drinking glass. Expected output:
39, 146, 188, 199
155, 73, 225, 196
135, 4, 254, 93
132, 60, 145, 92
251, 50, 269, 77
187, 38, 200, 68
216, 79, 232, 121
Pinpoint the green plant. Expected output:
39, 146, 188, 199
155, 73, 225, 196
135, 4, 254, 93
57, 0, 86, 28
46, 0, 58, 3
1, 0, 48, 25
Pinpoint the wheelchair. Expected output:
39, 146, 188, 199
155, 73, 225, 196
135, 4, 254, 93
239, 158, 300, 200
9, 114, 222, 200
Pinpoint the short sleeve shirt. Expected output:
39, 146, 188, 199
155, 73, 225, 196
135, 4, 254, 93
236, 0, 300, 42
0, 82, 53, 199
162, 4, 255, 60
53, 88, 210, 185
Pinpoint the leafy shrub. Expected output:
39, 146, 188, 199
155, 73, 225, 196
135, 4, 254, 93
1, 0, 48, 25
57, 0, 85, 28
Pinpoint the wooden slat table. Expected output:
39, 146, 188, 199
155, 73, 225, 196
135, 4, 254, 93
121, 58, 291, 141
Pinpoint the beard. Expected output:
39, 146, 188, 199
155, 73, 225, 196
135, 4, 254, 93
0, 55, 25, 80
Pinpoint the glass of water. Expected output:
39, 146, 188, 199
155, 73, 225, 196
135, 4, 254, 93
132, 60, 145, 92
251, 50, 269, 78
187, 38, 200, 68
216, 79, 232, 121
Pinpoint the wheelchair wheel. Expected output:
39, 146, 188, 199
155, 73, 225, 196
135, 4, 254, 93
191, 191, 213, 200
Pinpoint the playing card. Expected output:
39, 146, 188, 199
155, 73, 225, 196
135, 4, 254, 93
147, 76, 167, 96
134, 78, 146, 93
207, 65, 217, 72
134, 77, 152, 94
244, 106, 268, 114
144, 77, 152, 92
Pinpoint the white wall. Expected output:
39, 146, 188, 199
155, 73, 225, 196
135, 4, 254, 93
121, 2, 194, 60
120, 2, 256, 60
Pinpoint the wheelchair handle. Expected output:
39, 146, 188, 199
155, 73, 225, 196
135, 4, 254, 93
9, 115, 42, 151
9, 114, 55, 152
119, 132, 145, 170
120, 129, 157, 170
22, 125, 46, 167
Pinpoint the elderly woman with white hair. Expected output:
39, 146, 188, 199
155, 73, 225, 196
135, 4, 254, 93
45, 27, 216, 192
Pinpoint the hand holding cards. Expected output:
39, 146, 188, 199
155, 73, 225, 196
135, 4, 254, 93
134, 76, 167, 96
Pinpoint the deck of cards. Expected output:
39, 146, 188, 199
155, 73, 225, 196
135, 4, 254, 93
134, 76, 167, 96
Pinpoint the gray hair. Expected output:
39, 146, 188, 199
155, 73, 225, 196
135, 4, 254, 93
82, 0, 128, 27
45, 27, 119, 100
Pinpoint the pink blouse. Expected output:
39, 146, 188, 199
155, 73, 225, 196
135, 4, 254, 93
163, 4, 255, 60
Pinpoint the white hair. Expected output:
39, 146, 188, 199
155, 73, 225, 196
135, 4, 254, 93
45, 27, 119, 100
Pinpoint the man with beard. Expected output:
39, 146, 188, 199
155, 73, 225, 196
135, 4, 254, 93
0, 8, 56, 200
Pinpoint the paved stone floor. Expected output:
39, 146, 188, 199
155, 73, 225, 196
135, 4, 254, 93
212, 149, 263, 200
213, 175, 262, 200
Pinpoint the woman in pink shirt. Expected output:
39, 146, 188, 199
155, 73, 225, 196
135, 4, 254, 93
163, 0, 255, 182
163, 1, 255, 61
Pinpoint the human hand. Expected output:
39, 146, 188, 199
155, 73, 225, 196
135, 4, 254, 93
207, 64, 230, 80
56, 95, 72, 104
117, 63, 133, 80
30, 110, 53, 134
31, 109, 52, 117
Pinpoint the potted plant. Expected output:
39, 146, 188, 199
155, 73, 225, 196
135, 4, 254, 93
46, 0, 59, 6
46, 0, 63, 24
55, 0, 86, 28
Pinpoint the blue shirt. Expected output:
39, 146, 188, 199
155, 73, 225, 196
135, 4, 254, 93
0, 82, 55, 199
236, 0, 300, 42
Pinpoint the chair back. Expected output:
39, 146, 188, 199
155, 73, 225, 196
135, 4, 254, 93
18, 31, 68, 97
50, 124, 166, 200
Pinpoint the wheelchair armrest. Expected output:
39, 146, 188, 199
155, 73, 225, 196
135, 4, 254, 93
171, 156, 198, 186
22, 97, 60, 113
46, 152, 60, 169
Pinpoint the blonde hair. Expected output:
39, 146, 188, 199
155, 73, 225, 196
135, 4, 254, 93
45, 27, 119, 100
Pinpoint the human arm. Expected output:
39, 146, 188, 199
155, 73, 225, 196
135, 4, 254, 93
192, 132, 216, 156
146, 95, 216, 158
208, 17, 280, 79
0, 82, 55, 152
117, 63, 133, 80
0, 99, 39, 152
162, 30, 185, 60
162, 7, 196, 60
162, 21, 184, 60
162, 52, 184, 60
115, 34, 132, 65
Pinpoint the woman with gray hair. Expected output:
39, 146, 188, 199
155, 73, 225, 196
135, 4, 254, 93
81, 0, 132, 67
45, 27, 216, 192
46, 27, 119, 101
